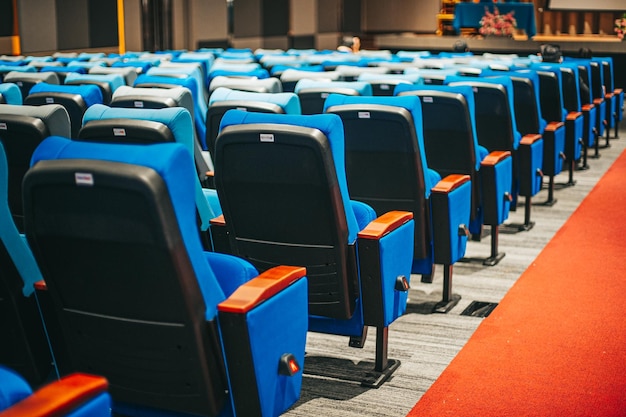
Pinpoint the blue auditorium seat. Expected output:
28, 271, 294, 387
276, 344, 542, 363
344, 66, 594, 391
206, 87, 302, 165
324, 94, 472, 312
279, 67, 339, 93
395, 84, 513, 266
25, 83, 104, 138
0, 366, 111, 417
79, 104, 219, 242
23, 136, 308, 417
64, 72, 125, 104
356, 72, 421, 96
208, 75, 283, 95
214, 109, 415, 387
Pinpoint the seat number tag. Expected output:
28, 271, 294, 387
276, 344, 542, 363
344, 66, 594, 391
113, 128, 126, 136
75, 172, 94, 186
424, 96, 433, 103
260, 133, 274, 142
358, 112, 370, 119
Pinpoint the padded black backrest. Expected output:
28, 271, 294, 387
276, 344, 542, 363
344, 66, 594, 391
601, 61, 613, 92
468, 83, 515, 152
0, 115, 49, 232
78, 119, 176, 145
537, 71, 563, 122
589, 62, 604, 100
215, 123, 357, 320
109, 95, 178, 110
326, 103, 430, 259
560, 68, 579, 113
577, 65, 593, 105
404, 91, 480, 219
511, 76, 540, 135
206, 101, 285, 163
23, 159, 226, 416
25, 93, 88, 139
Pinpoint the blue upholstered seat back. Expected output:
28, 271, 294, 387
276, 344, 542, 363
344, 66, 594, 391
0, 83, 23, 105
28, 82, 104, 108
30, 137, 226, 320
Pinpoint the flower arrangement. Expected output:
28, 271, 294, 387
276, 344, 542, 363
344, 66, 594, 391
615, 14, 626, 40
479, 7, 517, 37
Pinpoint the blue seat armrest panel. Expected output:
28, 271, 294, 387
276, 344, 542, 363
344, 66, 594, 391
430, 175, 472, 265
565, 111, 584, 161
218, 266, 308, 417
518, 134, 544, 197
593, 98, 606, 137
480, 151, 513, 226
356, 211, 414, 327
615, 88, 624, 121
0, 368, 111, 417
542, 121, 566, 177
581, 104, 596, 148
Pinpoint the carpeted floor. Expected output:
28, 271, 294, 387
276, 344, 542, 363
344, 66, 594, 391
407, 144, 626, 416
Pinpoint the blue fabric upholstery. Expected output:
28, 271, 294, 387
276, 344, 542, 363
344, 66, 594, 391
65, 72, 124, 92
209, 87, 302, 114
0, 83, 22, 104
219, 110, 360, 243
29, 82, 104, 108
0, 366, 32, 411
82, 104, 216, 229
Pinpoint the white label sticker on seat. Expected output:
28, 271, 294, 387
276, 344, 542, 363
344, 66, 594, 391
46, 97, 54, 104
424, 97, 433, 103
260, 133, 274, 142
113, 128, 126, 136
75, 172, 94, 186
134, 101, 144, 108
0, 123, 6, 130
358, 112, 370, 119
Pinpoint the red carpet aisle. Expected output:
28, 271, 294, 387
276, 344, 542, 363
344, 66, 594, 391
408, 150, 626, 417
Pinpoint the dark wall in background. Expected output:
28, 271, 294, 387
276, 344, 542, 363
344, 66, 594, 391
88, 0, 118, 48
0, 0, 14, 36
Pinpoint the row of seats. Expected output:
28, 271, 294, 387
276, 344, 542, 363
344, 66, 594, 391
1, 46, 623, 417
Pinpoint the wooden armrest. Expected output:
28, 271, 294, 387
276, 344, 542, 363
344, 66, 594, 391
582, 103, 595, 111
520, 133, 542, 146
34, 280, 47, 291
431, 174, 471, 193
1, 374, 108, 417
206, 170, 214, 178
481, 150, 511, 166
217, 265, 306, 313
614, 88, 623, 95
566, 111, 582, 121
605, 92, 614, 100
545, 121, 564, 132
593, 98, 604, 106
357, 211, 413, 240
209, 214, 225, 226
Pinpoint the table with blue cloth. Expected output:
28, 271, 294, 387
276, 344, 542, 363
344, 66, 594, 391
453, 2, 537, 37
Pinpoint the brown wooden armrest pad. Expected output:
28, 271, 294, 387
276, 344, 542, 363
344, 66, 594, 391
566, 111, 582, 121
206, 170, 214, 178
593, 98, 604, 105
1, 374, 108, 417
582, 103, 594, 111
209, 214, 225, 226
357, 211, 413, 240
34, 280, 47, 291
545, 121, 564, 132
614, 88, 623, 94
218, 265, 306, 313
605, 93, 614, 100
520, 133, 542, 146
481, 150, 511, 166
431, 174, 471, 193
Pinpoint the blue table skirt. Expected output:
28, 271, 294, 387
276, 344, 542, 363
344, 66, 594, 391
453, 3, 537, 37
